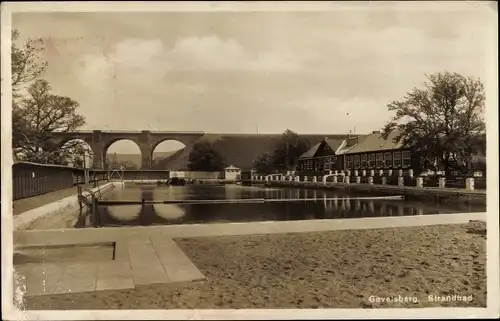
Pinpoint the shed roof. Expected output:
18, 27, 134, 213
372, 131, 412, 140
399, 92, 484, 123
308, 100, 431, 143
344, 130, 405, 154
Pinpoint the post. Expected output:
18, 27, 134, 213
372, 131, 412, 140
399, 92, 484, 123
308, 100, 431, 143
332, 175, 337, 183
294, 176, 300, 182
398, 176, 404, 188
381, 177, 387, 185
368, 177, 374, 185
303, 176, 308, 182
354, 170, 358, 177
379, 169, 384, 176
370, 170, 375, 177
312, 176, 317, 183
388, 169, 393, 176
346, 170, 351, 177
408, 169, 414, 178
355, 176, 361, 184
91, 194, 98, 228
362, 170, 366, 177
345, 176, 350, 184
439, 177, 446, 189
466, 178, 475, 191
416, 177, 423, 188
398, 169, 403, 177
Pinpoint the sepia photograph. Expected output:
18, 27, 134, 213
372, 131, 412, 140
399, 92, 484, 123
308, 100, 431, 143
1, 1, 498, 320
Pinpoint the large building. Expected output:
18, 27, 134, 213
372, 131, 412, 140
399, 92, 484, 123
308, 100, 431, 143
296, 130, 418, 177
341, 130, 418, 171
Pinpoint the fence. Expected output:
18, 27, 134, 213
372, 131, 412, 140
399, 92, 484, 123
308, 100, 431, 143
255, 170, 487, 191
12, 161, 107, 201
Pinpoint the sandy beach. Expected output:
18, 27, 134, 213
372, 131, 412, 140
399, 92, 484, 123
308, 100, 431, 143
23, 221, 486, 309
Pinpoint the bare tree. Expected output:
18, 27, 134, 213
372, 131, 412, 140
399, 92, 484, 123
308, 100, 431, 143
11, 29, 48, 95
383, 72, 486, 175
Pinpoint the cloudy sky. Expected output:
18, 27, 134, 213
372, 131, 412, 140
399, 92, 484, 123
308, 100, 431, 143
11, 3, 496, 153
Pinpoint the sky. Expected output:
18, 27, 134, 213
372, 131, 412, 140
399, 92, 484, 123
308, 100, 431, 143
11, 3, 496, 153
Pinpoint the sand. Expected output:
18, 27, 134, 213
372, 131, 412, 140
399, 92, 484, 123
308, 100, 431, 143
24, 221, 486, 309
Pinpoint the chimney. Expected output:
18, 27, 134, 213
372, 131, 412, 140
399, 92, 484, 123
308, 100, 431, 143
345, 136, 359, 147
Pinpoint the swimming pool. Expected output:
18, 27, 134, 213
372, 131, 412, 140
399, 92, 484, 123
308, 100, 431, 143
88, 184, 485, 227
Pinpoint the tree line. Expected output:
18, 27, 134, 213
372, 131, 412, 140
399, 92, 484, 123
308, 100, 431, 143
12, 31, 486, 175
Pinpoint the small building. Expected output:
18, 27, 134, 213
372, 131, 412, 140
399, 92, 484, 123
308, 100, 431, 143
224, 165, 242, 180
296, 137, 346, 177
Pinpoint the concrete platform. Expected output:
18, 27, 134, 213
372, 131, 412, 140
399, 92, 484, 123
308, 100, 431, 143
14, 237, 206, 297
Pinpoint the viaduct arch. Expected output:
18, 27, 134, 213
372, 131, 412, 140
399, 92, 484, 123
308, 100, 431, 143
49, 130, 204, 169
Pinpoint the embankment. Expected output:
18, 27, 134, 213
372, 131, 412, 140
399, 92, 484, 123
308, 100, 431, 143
14, 182, 118, 231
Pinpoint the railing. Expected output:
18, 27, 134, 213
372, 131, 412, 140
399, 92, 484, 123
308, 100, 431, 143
251, 171, 486, 192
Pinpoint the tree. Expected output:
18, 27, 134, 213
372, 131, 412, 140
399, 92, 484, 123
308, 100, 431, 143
11, 29, 48, 96
11, 30, 85, 164
382, 72, 486, 175
271, 129, 309, 172
13, 79, 86, 163
188, 141, 226, 171
252, 152, 275, 175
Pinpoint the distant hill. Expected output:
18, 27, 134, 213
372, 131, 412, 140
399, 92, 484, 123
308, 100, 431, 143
107, 151, 178, 168
110, 134, 360, 170
151, 133, 355, 170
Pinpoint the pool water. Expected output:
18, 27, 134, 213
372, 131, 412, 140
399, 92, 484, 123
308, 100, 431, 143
92, 184, 485, 227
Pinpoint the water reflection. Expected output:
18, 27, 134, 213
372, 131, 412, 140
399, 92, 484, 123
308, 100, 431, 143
96, 185, 486, 227
155, 204, 186, 220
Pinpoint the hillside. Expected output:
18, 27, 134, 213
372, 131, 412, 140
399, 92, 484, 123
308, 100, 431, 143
151, 134, 353, 170
107, 151, 178, 168
110, 134, 359, 170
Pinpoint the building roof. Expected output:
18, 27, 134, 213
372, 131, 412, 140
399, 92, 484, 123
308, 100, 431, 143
324, 138, 345, 151
225, 165, 240, 170
298, 137, 346, 159
298, 142, 321, 159
344, 130, 405, 154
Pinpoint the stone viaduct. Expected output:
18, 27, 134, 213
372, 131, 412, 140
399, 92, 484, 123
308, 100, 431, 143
50, 130, 205, 169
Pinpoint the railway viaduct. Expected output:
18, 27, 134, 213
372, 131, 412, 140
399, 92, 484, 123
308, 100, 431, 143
50, 130, 205, 169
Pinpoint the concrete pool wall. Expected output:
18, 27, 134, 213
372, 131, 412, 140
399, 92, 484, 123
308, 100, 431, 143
14, 182, 118, 231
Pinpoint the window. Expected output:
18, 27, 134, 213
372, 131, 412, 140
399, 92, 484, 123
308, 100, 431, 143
368, 154, 376, 168
376, 153, 383, 168
346, 155, 353, 169
307, 160, 313, 170
314, 160, 322, 171
361, 154, 367, 168
402, 151, 411, 167
384, 152, 392, 168
393, 152, 401, 167
324, 157, 330, 170
354, 155, 360, 168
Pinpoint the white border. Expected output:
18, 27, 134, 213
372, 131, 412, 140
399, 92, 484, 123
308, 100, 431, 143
1, 1, 499, 320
